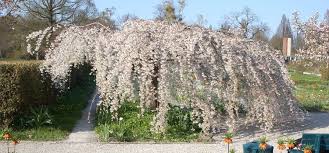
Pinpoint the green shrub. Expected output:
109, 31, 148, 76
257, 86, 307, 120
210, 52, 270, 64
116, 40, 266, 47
0, 61, 55, 128
26, 107, 53, 128
96, 102, 153, 142
96, 102, 201, 142
166, 104, 201, 138
96, 113, 153, 142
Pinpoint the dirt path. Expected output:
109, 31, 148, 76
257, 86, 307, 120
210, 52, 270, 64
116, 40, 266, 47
65, 90, 99, 143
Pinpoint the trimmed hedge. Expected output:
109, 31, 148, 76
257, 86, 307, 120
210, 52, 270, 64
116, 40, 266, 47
0, 61, 56, 128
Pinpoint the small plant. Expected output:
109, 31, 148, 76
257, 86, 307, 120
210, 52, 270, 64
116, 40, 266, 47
166, 104, 201, 137
96, 102, 201, 142
229, 148, 236, 153
95, 124, 112, 142
223, 132, 233, 144
12, 139, 19, 153
259, 136, 269, 150
287, 137, 296, 149
223, 132, 234, 153
302, 144, 313, 153
2, 131, 20, 153
277, 138, 286, 151
2, 131, 11, 153
3, 131, 12, 139
27, 107, 53, 128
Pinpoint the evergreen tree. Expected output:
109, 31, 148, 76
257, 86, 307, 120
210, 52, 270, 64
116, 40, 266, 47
270, 14, 293, 50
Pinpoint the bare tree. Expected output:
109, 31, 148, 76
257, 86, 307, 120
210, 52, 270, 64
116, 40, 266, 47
177, 0, 185, 21
154, 0, 176, 22
194, 14, 207, 27
324, 9, 329, 25
219, 18, 232, 34
252, 22, 270, 42
71, 0, 98, 25
0, 18, 11, 58
222, 7, 269, 40
24, 0, 86, 26
0, 0, 24, 16
154, 0, 186, 23
118, 13, 138, 25
95, 7, 116, 29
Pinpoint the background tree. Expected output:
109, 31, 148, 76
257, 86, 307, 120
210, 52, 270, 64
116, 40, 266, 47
177, 0, 185, 21
0, 17, 12, 58
0, 0, 23, 16
222, 7, 270, 40
71, 0, 98, 25
219, 19, 232, 34
0, 0, 118, 59
0, 12, 48, 59
252, 22, 270, 42
294, 31, 305, 50
270, 14, 293, 50
118, 13, 139, 25
23, 0, 87, 26
194, 14, 207, 27
324, 9, 329, 25
94, 7, 116, 28
154, 0, 186, 23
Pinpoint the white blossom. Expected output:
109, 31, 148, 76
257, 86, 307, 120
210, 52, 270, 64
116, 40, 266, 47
292, 11, 329, 61
28, 20, 304, 136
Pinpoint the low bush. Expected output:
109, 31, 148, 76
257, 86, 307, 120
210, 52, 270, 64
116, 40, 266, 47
165, 104, 201, 139
96, 102, 153, 142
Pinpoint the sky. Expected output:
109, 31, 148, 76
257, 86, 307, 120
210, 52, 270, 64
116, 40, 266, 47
94, 0, 329, 35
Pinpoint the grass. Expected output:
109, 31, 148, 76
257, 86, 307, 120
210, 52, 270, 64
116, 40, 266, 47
1, 78, 95, 141
289, 69, 329, 112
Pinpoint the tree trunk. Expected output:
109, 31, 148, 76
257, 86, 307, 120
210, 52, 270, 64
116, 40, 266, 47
151, 64, 160, 110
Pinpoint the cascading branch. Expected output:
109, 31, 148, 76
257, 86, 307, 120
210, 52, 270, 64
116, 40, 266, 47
28, 20, 304, 136
26, 24, 64, 58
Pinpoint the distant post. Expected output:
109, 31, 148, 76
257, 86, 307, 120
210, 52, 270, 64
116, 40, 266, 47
282, 37, 292, 61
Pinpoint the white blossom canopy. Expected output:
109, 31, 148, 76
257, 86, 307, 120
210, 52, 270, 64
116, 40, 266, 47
28, 20, 304, 135
292, 11, 329, 61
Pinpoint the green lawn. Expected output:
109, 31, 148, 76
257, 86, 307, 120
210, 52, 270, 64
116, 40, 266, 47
1, 79, 95, 141
289, 69, 329, 112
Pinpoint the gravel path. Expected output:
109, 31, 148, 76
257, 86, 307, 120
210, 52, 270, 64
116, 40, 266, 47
0, 142, 242, 153
1, 112, 328, 153
66, 90, 99, 143
1, 93, 328, 153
